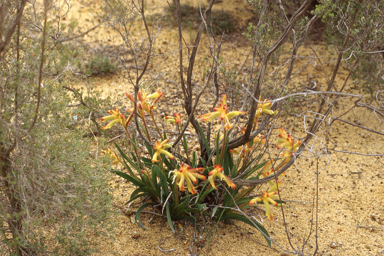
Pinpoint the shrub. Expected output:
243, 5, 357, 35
101, 91, 299, 246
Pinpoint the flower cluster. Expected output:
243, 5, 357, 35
249, 128, 302, 219
249, 181, 281, 220
164, 113, 182, 127
101, 90, 300, 222
199, 95, 246, 129
126, 90, 163, 117
169, 164, 206, 194
152, 139, 175, 162
253, 98, 278, 127
100, 108, 131, 130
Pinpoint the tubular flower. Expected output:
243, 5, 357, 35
249, 184, 282, 220
164, 113, 182, 126
126, 90, 163, 115
101, 148, 120, 165
208, 164, 236, 190
100, 108, 126, 129
199, 95, 246, 129
152, 139, 175, 162
256, 99, 278, 117
260, 159, 274, 178
253, 98, 278, 126
260, 158, 287, 178
276, 128, 302, 157
169, 164, 206, 194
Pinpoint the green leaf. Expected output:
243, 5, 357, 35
138, 121, 149, 138
196, 122, 210, 157
196, 203, 207, 211
173, 195, 192, 213
200, 157, 207, 168
196, 187, 215, 204
114, 142, 140, 172
141, 157, 153, 168
215, 130, 220, 165
162, 154, 174, 170
130, 188, 149, 201
113, 170, 144, 187
192, 151, 196, 167
152, 166, 168, 198
182, 134, 188, 156
114, 143, 135, 176
211, 205, 219, 217
127, 192, 150, 204
144, 141, 153, 157
166, 202, 175, 233
151, 168, 160, 194
136, 203, 156, 229
220, 213, 271, 247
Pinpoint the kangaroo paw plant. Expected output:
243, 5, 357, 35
101, 92, 300, 247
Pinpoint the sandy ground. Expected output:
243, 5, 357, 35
61, 0, 384, 255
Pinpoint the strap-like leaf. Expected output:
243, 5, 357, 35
182, 134, 188, 156
152, 166, 168, 198
220, 213, 271, 247
196, 122, 210, 157
166, 202, 175, 233
127, 192, 151, 204
113, 170, 144, 187
136, 203, 156, 229
215, 130, 220, 165
144, 141, 153, 157
173, 195, 192, 213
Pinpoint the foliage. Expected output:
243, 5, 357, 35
163, 4, 236, 35
0, 1, 116, 255
101, 91, 297, 247
313, 0, 384, 96
81, 54, 118, 77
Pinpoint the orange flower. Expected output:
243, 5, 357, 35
169, 164, 206, 194
164, 113, 182, 126
208, 164, 236, 190
200, 95, 246, 129
253, 98, 278, 126
152, 139, 175, 162
100, 108, 127, 129
126, 90, 163, 115
249, 182, 282, 220
276, 128, 301, 157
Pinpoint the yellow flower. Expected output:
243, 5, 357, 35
126, 90, 163, 115
100, 108, 127, 129
276, 128, 302, 157
164, 113, 182, 126
255, 99, 278, 118
208, 164, 236, 190
249, 183, 282, 220
253, 98, 278, 127
199, 95, 246, 129
169, 164, 206, 194
101, 148, 120, 164
152, 139, 175, 162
